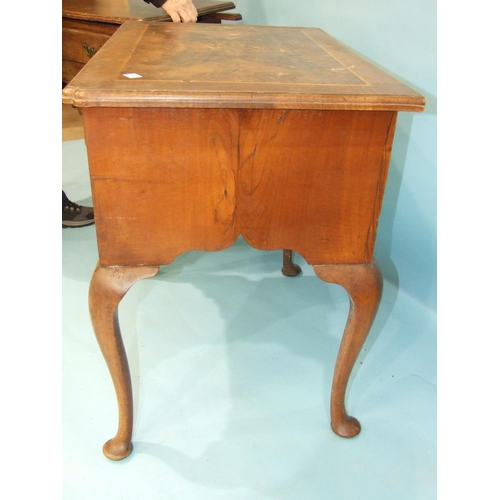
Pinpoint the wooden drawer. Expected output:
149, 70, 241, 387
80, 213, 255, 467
62, 19, 118, 65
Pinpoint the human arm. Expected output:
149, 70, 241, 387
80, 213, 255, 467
143, 0, 198, 23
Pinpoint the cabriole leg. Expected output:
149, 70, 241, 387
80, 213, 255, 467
89, 262, 159, 460
313, 262, 382, 437
282, 249, 301, 276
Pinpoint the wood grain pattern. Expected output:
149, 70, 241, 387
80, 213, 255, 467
83, 107, 396, 267
237, 109, 397, 264
84, 107, 240, 266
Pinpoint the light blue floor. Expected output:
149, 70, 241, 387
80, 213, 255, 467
62, 139, 436, 499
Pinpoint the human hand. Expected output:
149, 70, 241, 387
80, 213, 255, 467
161, 0, 198, 23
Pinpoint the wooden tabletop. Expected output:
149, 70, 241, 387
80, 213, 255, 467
63, 22, 425, 111
62, 0, 237, 24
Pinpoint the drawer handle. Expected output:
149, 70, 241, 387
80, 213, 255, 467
82, 42, 101, 57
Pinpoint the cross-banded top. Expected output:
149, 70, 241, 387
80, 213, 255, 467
62, 22, 425, 111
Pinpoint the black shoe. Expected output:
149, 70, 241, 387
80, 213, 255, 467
62, 201, 94, 228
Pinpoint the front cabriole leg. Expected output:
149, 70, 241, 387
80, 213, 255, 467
313, 262, 382, 438
89, 262, 159, 460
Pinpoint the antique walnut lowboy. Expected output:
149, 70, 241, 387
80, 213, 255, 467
63, 21, 425, 460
